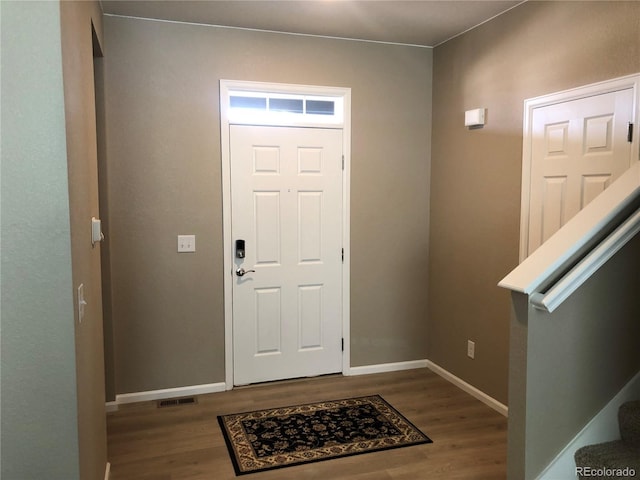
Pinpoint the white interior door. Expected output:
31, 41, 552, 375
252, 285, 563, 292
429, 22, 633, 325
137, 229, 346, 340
527, 88, 634, 255
231, 125, 343, 385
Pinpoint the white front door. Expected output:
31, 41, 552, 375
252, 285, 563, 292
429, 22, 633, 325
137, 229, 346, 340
230, 125, 343, 385
527, 88, 634, 255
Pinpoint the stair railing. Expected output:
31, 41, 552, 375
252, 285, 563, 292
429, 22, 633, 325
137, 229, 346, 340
530, 208, 640, 313
499, 161, 640, 310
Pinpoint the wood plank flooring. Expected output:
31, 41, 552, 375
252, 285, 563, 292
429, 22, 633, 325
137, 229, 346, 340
107, 368, 507, 479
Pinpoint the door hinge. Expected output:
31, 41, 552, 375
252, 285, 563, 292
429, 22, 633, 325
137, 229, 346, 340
628, 123, 634, 143
342, 155, 345, 170
341, 248, 344, 263
341, 338, 344, 351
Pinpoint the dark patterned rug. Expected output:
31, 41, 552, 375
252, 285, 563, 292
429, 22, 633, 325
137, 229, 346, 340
217, 394, 432, 475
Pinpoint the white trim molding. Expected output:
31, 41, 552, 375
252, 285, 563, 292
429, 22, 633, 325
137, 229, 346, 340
113, 382, 226, 405
346, 359, 428, 376
104, 462, 111, 480
426, 360, 508, 417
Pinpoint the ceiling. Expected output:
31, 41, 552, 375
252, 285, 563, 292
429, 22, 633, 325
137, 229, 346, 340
100, 0, 524, 48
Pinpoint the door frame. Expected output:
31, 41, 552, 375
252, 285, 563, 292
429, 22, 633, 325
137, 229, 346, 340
519, 73, 640, 261
220, 80, 352, 389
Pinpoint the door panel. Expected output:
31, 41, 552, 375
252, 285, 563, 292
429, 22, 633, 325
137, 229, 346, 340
527, 88, 633, 255
254, 192, 281, 265
231, 125, 343, 385
298, 284, 323, 349
541, 176, 567, 241
255, 287, 281, 354
298, 191, 323, 262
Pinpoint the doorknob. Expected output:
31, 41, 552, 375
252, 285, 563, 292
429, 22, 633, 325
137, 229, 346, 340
236, 268, 256, 277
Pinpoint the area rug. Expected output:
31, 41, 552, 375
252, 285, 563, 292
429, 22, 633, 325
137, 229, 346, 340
217, 394, 432, 475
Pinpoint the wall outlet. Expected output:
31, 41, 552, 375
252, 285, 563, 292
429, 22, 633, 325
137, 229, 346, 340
177, 235, 196, 253
467, 340, 475, 359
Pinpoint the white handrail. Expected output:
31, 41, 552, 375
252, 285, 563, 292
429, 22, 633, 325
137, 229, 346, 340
530, 208, 640, 313
499, 163, 640, 295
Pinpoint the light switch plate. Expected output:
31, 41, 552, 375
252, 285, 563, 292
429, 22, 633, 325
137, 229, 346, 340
91, 217, 104, 246
77, 284, 86, 323
177, 235, 196, 252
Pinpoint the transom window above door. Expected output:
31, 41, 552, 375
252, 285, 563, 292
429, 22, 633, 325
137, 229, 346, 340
227, 90, 344, 126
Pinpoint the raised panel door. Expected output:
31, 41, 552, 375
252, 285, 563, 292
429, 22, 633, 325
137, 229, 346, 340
527, 89, 633, 255
231, 125, 343, 385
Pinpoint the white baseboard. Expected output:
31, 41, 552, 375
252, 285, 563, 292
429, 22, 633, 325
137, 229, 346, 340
425, 360, 508, 417
113, 382, 226, 405
537, 369, 640, 480
104, 462, 110, 480
347, 359, 428, 376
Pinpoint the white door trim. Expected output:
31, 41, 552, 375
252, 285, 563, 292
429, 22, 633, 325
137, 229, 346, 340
220, 80, 351, 389
519, 73, 640, 262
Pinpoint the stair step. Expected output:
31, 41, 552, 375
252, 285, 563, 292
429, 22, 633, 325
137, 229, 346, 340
575, 440, 640, 479
620, 400, 640, 446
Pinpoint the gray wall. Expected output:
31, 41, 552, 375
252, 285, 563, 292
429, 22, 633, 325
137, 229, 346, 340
0, 1, 80, 478
509, 233, 640, 479
429, 0, 640, 405
103, 16, 432, 395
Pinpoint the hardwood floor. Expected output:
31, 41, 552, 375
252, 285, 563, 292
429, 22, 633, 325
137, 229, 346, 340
107, 368, 507, 479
